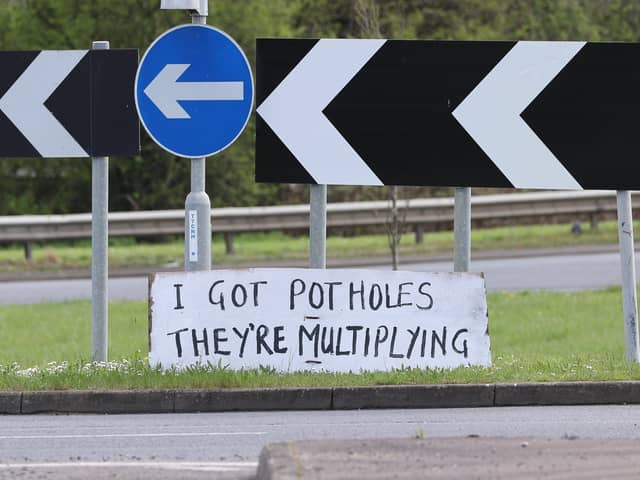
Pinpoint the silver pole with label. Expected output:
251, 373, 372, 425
91, 40, 110, 361
616, 190, 639, 363
184, 10, 212, 271
310, 184, 327, 269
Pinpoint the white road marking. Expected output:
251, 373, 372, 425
0, 431, 265, 440
0, 461, 258, 472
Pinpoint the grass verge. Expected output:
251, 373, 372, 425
0, 220, 632, 273
1, 287, 639, 390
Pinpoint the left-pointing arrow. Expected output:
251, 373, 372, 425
257, 39, 385, 186
0, 50, 89, 158
144, 64, 244, 119
452, 41, 585, 190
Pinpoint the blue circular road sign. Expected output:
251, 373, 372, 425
135, 24, 254, 158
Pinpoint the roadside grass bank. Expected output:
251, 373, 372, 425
0, 220, 630, 273
1, 287, 638, 390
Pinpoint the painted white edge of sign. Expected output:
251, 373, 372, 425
148, 268, 491, 373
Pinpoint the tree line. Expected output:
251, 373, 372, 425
0, 0, 638, 214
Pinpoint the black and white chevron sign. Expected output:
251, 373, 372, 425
256, 39, 640, 190
0, 49, 139, 158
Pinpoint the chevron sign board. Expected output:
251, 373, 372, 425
256, 39, 640, 190
0, 49, 139, 158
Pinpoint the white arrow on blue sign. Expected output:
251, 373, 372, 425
135, 24, 254, 158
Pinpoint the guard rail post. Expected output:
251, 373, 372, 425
224, 232, 234, 255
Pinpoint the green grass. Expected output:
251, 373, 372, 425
0, 220, 632, 273
0, 301, 148, 365
1, 287, 639, 390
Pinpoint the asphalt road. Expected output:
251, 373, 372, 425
2, 405, 640, 479
0, 251, 631, 304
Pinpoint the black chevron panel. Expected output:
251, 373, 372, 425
0, 51, 40, 157
45, 51, 91, 155
0, 49, 139, 158
324, 40, 515, 188
522, 42, 640, 190
256, 38, 640, 190
256, 116, 315, 184
91, 49, 140, 157
256, 39, 318, 106
256, 39, 318, 184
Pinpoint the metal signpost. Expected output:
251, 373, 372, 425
256, 38, 640, 362
309, 184, 327, 269
91, 40, 110, 363
617, 191, 640, 363
453, 187, 471, 273
136, 5, 254, 272
256, 39, 640, 190
0, 46, 139, 362
0, 49, 139, 158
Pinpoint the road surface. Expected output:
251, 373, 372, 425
2, 405, 640, 478
0, 251, 632, 304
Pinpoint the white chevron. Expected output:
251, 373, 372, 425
257, 39, 385, 186
0, 50, 89, 157
453, 41, 586, 190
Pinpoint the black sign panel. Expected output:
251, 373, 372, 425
256, 39, 640, 190
0, 49, 139, 158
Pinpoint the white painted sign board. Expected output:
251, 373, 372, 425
149, 268, 491, 372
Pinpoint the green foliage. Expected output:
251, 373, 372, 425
1, 0, 639, 214
0, 0, 299, 214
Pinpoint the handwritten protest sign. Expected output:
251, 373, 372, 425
149, 268, 490, 372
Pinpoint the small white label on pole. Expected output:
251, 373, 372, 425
149, 268, 491, 372
188, 210, 198, 262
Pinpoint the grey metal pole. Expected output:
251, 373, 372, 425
185, 158, 211, 271
453, 186, 471, 272
191, 10, 206, 25
91, 40, 110, 362
184, 10, 212, 271
309, 184, 327, 268
616, 190, 640, 363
